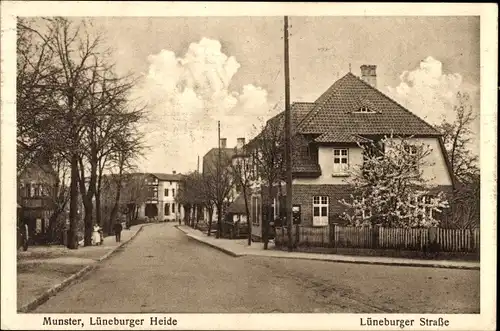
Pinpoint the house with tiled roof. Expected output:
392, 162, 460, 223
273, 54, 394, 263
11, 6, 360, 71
201, 138, 239, 225
247, 65, 454, 240
136, 172, 185, 222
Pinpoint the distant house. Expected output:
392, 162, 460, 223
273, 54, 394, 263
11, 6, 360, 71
17, 157, 58, 241
226, 137, 250, 225
201, 138, 236, 223
137, 172, 185, 222
246, 65, 454, 241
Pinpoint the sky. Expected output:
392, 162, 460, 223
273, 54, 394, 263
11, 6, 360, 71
86, 16, 480, 174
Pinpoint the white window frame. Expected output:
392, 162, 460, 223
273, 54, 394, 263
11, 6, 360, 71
252, 196, 260, 226
333, 148, 349, 174
355, 106, 375, 113
312, 196, 329, 227
421, 195, 434, 219
272, 197, 277, 221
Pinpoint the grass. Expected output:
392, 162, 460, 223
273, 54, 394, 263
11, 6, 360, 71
17, 262, 85, 309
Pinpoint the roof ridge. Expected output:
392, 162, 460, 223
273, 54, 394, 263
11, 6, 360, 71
350, 74, 441, 135
297, 72, 354, 131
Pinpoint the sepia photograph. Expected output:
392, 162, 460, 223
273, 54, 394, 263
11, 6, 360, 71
1, 2, 497, 330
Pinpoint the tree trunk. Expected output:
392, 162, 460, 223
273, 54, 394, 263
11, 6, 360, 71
216, 204, 222, 239
67, 153, 79, 249
207, 207, 213, 236
184, 205, 190, 224
83, 196, 93, 246
78, 161, 97, 247
110, 161, 124, 224
242, 189, 251, 246
95, 191, 102, 227
263, 184, 273, 250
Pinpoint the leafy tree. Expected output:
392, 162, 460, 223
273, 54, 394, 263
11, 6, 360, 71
340, 135, 449, 228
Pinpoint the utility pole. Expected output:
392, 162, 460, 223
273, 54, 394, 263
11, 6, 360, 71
197, 155, 200, 173
216, 121, 221, 238
284, 16, 293, 252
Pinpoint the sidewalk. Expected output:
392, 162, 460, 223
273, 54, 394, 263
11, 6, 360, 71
176, 225, 480, 270
17, 224, 146, 312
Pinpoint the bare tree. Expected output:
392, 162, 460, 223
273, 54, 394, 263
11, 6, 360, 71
230, 148, 254, 245
77, 68, 143, 246
105, 131, 144, 233
121, 173, 150, 225
16, 18, 103, 248
202, 154, 235, 238
436, 92, 479, 182
17, 17, 146, 247
16, 18, 60, 176
247, 111, 287, 249
176, 171, 205, 227
435, 91, 480, 229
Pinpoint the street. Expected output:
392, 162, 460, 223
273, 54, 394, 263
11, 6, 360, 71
33, 223, 479, 313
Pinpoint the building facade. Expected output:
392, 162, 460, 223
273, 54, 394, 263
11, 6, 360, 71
246, 65, 455, 241
17, 158, 58, 242
138, 172, 185, 222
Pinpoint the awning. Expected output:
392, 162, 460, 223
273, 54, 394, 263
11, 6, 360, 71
227, 194, 247, 214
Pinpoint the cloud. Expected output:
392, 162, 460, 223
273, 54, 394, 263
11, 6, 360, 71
136, 38, 271, 173
386, 56, 479, 126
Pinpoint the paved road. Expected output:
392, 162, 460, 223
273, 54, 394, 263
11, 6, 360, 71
34, 223, 479, 313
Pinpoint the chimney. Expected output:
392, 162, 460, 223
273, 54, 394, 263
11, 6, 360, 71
172, 170, 176, 174
360, 65, 377, 89
219, 138, 227, 149
236, 137, 245, 149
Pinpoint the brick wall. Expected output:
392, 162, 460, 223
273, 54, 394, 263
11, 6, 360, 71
255, 183, 454, 233
292, 184, 354, 227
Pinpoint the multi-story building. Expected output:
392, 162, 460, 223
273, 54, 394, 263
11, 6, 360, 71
138, 172, 185, 222
201, 138, 236, 223
246, 65, 455, 241
17, 157, 58, 241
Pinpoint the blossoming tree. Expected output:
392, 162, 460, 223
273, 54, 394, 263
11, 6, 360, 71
340, 135, 449, 228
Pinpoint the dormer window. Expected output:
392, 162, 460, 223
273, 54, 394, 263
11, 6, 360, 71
355, 106, 375, 113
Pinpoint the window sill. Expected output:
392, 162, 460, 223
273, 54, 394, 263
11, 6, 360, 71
331, 173, 349, 177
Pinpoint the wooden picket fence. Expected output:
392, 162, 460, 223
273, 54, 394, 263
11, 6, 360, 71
275, 225, 480, 253
378, 227, 428, 250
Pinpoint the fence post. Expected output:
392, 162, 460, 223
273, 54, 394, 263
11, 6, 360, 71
329, 223, 336, 248
372, 224, 380, 249
428, 226, 438, 252
295, 224, 300, 248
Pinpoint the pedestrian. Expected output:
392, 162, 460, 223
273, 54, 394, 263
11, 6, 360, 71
92, 225, 101, 246
113, 220, 123, 243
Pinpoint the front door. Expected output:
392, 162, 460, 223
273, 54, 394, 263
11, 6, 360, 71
312, 196, 329, 226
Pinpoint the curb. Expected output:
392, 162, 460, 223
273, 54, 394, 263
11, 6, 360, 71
175, 225, 241, 258
176, 226, 480, 271
18, 225, 146, 313
186, 234, 241, 257
251, 253, 480, 270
